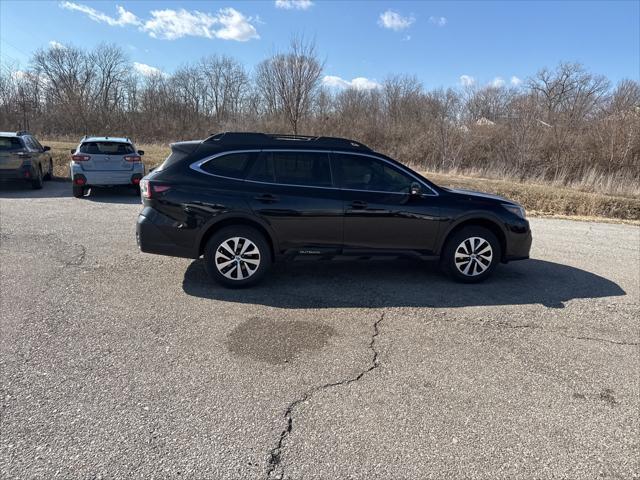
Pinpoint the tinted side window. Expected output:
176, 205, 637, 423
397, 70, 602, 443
276, 151, 333, 187
30, 137, 43, 150
333, 153, 413, 193
24, 137, 39, 151
200, 152, 252, 179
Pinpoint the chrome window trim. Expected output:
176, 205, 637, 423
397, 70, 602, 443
189, 148, 439, 196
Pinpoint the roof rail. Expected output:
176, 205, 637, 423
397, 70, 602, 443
203, 132, 371, 151
15, 130, 30, 136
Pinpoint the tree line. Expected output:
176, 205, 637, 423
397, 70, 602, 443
0, 39, 638, 195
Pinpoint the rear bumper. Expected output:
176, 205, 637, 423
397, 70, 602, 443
503, 220, 532, 262
0, 166, 31, 181
136, 208, 197, 259
71, 164, 144, 186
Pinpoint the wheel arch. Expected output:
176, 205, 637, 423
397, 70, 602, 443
438, 215, 507, 261
197, 215, 277, 259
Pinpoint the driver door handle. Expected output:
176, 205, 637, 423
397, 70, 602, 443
350, 200, 368, 209
254, 194, 279, 204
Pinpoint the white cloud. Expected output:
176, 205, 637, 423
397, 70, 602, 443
428, 16, 447, 27
510, 75, 522, 86
214, 8, 260, 41
490, 76, 505, 88
49, 40, 65, 49
59, 2, 140, 26
142, 7, 259, 41
133, 62, 162, 77
275, 0, 313, 10
322, 75, 381, 90
460, 75, 475, 87
378, 10, 415, 31
59, 2, 258, 42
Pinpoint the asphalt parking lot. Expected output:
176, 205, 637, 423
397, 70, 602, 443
1, 180, 638, 479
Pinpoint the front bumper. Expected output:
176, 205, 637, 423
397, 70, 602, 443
503, 220, 532, 262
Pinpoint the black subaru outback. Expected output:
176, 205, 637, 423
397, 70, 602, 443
137, 132, 531, 287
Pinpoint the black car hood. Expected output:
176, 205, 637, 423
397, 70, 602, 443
443, 187, 517, 205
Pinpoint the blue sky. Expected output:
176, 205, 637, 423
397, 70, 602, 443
1, 0, 638, 89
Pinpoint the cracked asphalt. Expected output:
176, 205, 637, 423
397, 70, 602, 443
1, 181, 639, 479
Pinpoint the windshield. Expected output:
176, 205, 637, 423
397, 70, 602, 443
79, 142, 134, 155
0, 137, 24, 151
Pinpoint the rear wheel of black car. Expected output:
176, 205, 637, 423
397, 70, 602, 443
441, 226, 501, 283
72, 185, 85, 198
31, 167, 43, 190
204, 226, 272, 288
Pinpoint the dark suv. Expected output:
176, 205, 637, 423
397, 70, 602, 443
0, 131, 53, 189
137, 132, 531, 287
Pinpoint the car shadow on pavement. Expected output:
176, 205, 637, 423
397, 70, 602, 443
181, 258, 625, 309
0, 180, 139, 204
82, 186, 141, 205
0, 178, 71, 199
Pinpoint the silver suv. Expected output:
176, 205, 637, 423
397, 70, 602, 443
70, 136, 145, 198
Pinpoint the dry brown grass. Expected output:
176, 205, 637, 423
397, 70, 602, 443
43, 139, 639, 223
425, 171, 640, 223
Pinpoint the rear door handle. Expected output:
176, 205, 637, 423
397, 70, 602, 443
350, 200, 368, 209
254, 194, 279, 204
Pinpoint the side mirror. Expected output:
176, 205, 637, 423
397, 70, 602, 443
43, 146, 51, 152
137, 150, 145, 156
410, 182, 422, 196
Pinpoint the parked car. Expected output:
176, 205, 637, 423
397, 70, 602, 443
0, 131, 53, 189
137, 132, 532, 287
70, 136, 145, 198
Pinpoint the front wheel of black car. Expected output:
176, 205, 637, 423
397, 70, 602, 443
205, 226, 272, 288
441, 226, 501, 283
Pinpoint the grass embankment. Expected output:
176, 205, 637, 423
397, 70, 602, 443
44, 139, 639, 223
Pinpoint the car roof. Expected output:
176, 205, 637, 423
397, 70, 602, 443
81, 136, 132, 143
0, 131, 26, 137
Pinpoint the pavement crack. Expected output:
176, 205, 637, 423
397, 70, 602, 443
556, 333, 638, 346
265, 312, 385, 480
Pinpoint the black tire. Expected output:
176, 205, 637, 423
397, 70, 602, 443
43, 159, 53, 180
72, 185, 85, 198
204, 226, 272, 288
31, 167, 43, 190
440, 226, 501, 283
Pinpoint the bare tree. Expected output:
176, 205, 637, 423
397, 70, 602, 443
255, 37, 323, 134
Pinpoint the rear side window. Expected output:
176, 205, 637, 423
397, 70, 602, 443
200, 152, 253, 179
247, 151, 332, 187
0, 137, 23, 151
80, 142, 134, 155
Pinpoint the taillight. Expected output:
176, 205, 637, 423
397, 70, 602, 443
140, 179, 170, 199
72, 154, 90, 162
124, 155, 141, 162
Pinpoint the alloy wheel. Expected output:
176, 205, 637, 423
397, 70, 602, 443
214, 236, 261, 280
454, 236, 493, 276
